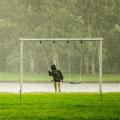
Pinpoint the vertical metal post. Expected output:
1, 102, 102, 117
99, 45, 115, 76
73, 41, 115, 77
20, 40, 23, 101
99, 40, 103, 101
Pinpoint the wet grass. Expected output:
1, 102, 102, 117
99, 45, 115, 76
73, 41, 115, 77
0, 93, 119, 120
0, 72, 120, 82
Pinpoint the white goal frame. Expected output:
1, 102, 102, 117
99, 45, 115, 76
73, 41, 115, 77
19, 38, 103, 100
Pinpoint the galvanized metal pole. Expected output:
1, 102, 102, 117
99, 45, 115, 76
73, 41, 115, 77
20, 40, 23, 101
99, 40, 103, 101
20, 38, 103, 41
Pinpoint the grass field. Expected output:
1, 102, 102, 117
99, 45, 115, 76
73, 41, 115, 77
0, 72, 120, 82
0, 93, 120, 120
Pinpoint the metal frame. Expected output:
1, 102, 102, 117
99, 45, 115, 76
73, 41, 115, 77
20, 38, 103, 41
19, 38, 103, 101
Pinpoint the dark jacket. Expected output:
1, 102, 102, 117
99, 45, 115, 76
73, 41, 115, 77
48, 69, 63, 82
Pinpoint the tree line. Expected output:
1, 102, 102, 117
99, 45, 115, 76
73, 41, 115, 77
0, 0, 120, 74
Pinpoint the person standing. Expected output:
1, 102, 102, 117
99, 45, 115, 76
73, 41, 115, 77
48, 65, 63, 92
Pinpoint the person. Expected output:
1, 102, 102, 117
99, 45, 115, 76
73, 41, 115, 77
48, 64, 63, 92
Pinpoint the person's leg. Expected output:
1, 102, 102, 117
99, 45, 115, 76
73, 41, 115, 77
54, 82, 57, 92
58, 82, 61, 92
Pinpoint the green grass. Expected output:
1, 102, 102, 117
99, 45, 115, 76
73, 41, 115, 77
0, 72, 120, 82
0, 93, 120, 120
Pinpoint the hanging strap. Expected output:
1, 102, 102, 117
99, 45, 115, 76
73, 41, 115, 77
79, 41, 83, 82
67, 41, 71, 82
52, 41, 60, 68
40, 41, 49, 69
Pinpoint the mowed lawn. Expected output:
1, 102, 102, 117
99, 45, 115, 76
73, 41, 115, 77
0, 72, 120, 82
0, 93, 120, 120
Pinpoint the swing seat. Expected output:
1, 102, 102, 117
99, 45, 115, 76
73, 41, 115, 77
69, 81, 82, 84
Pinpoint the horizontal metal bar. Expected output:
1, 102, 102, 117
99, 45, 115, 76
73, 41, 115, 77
19, 38, 103, 41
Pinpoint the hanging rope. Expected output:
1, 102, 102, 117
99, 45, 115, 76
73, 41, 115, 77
39, 41, 49, 69
67, 41, 71, 82
79, 41, 83, 82
52, 41, 60, 68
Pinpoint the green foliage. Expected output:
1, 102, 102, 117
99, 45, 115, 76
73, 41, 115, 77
0, 0, 120, 74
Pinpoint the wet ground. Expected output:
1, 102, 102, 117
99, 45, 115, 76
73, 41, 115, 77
0, 82, 120, 93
